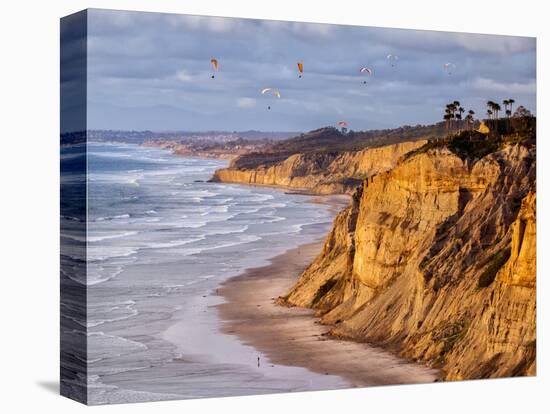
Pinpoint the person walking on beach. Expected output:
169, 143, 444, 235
257, 356, 260, 368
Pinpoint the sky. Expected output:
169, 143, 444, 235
74, 8, 536, 132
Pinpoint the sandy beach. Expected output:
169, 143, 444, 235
217, 241, 440, 387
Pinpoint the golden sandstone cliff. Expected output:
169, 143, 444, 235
211, 140, 426, 194
211, 129, 536, 380
281, 142, 536, 380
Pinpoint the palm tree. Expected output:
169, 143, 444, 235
466, 110, 475, 131
486, 101, 495, 125
444, 104, 454, 132
445, 103, 455, 132
508, 98, 515, 115
495, 103, 501, 119
493, 103, 501, 131
452, 101, 460, 131
444, 112, 451, 132
457, 106, 465, 132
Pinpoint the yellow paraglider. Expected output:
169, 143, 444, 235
297, 62, 304, 78
210, 58, 219, 79
477, 121, 490, 135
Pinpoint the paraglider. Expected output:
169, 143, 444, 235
210, 58, 219, 79
444, 62, 456, 75
261, 88, 281, 110
337, 121, 349, 133
387, 54, 399, 67
359, 67, 373, 84
297, 62, 304, 78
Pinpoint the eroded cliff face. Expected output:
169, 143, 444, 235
282, 144, 536, 379
211, 140, 426, 194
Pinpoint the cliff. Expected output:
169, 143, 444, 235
211, 140, 426, 194
281, 142, 536, 379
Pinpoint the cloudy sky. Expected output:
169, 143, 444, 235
83, 8, 536, 132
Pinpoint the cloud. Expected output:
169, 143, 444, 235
83, 9, 536, 131
471, 77, 536, 94
236, 97, 257, 108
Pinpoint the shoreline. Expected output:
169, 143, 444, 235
157, 150, 439, 388
217, 240, 440, 388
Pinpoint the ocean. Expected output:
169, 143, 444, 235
61, 142, 348, 404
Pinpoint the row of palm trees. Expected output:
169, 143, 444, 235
486, 99, 515, 120
443, 100, 475, 132
443, 98, 517, 134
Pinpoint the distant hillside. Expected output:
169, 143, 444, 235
271, 123, 447, 154
229, 123, 447, 170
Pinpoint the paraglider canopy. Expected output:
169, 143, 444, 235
261, 88, 281, 110
337, 120, 349, 134
210, 58, 219, 78
261, 88, 281, 98
297, 62, 303, 78
359, 67, 372, 84
387, 54, 399, 67
444, 62, 456, 75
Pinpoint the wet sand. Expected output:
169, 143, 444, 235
217, 241, 440, 388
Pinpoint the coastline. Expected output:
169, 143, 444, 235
153, 146, 440, 388
217, 236, 440, 388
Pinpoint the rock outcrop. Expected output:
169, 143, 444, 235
281, 143, 536, 379
211, 141, 426, 194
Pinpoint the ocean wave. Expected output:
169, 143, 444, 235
94, 214, 130, 222
86, 300, 139, 328
206, 225, 248, 236
182, 234, 262, 257
60, 152, 85, 161
65, 231, 138, 243
61, 214, 83, 222
87, 246, 138, 262
89, 151, 132, 159
87, 331, 148, 362
145, 236, 206, 250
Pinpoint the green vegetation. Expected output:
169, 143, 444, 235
270, 124, 445, 155
478, 247, 511, 288
432, 319, 469, 356
312, 278, 338, 306
400, 99, 532, 163
402, 131, 501, 161
446, 132, 501, 160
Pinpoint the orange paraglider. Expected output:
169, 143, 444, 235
297, 62, 304, 78
210, 58, 219, 79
